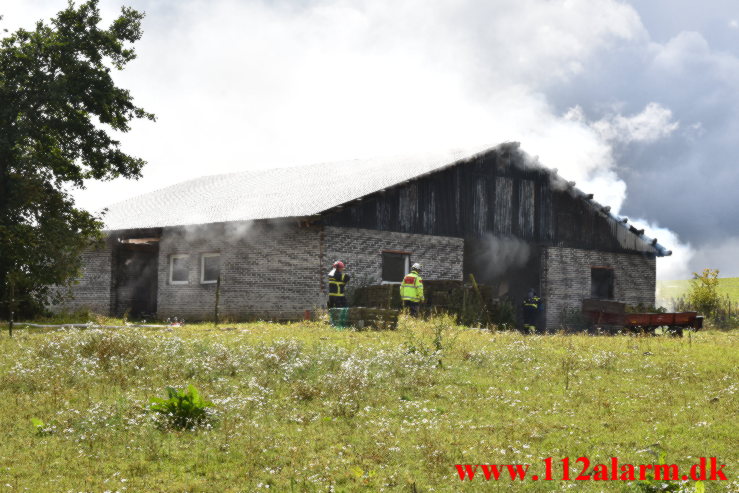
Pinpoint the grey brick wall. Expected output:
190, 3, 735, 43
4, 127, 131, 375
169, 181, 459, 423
52, 223, 470, 321
157, 224, 463, 320
48, 240, 113, 315
324, 226, 464, 300
157, 221, 324, 321
541, 246, 656, 328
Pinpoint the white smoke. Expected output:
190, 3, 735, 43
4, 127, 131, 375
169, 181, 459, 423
689, 237, 739, 278
4, 0, 701, 279
589, 103, 680, 144
629, 218, 696, 281
477, 234, 531, 279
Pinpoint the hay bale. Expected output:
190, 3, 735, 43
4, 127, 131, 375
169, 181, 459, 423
352, 285, 401, 309
348, 307, 399, 330
352, 280, 512, 328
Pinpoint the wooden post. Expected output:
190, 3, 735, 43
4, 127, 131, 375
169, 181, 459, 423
214, 275, 221, 326
468, 273, 490, 326
8, 274, 14, 338
461, 282, 467, 324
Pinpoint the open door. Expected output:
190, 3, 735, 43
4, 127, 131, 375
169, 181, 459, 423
112, 241, 159, 319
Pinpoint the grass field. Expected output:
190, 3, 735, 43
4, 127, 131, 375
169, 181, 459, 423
657, 278, 739, 307
0, 317, 736, 492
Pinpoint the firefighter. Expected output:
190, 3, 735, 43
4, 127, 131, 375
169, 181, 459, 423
327, 261, 350, 308
522, 288, 542, 333
400, 262, 424, 317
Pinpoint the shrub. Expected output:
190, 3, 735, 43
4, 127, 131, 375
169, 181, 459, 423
673, 268, 739, 328
686, 268, 721, 316
149, 385, 214, 430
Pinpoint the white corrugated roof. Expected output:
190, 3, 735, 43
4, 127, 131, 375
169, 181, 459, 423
103, 145, 495, 230
102, 143, 671, 256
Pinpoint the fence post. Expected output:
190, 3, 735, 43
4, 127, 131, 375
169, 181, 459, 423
214, 275, 221, 326
7, 275, 14, 338
468, 273, 490, 326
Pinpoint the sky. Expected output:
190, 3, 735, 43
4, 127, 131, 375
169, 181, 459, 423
2, 0, 738, 280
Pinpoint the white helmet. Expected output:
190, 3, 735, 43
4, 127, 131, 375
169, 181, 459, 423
411, 262, 422, 271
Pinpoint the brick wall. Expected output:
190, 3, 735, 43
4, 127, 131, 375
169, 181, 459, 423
541, 246, 656, 328
323, 226, 464, 301
156, 223, 464, 320
156, 221, 324, 321
48, 239, 114, 315
53, 229, 655, 326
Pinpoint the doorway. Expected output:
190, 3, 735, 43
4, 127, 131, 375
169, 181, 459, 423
112, 241, 159, 318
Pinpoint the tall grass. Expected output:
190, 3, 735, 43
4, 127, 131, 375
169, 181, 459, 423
0, 317, 736, 491
674, 293, 739, 329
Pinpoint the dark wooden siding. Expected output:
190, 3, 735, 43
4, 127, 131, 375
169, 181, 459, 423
321, 147, 655, 255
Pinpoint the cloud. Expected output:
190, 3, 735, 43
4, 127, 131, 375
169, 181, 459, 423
590, 103, 679, 144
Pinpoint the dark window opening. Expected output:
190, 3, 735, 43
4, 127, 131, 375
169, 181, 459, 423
170, 255, 189, 284
591, 267, 614, 299
201, 253, 221, 283
382, 251, 410, 283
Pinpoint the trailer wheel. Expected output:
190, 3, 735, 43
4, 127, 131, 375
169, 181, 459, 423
666, 326, 684, 337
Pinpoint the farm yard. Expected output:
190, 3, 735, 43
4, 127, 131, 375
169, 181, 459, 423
0, 317, 736, 492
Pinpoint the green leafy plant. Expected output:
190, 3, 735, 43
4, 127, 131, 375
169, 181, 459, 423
149, 385, 214, 430
31, 418, 53, 436
400, 314, 459, 368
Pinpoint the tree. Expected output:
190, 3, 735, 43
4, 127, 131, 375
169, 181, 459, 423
686, 268, 721, 317
0, 1, 154, 318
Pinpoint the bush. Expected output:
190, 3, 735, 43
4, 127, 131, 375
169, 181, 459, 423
673, 268, 739, 328
149, 385, 214, 430
686, 269, 721, 316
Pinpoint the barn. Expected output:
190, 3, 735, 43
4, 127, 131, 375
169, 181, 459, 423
57, 143, 671, 327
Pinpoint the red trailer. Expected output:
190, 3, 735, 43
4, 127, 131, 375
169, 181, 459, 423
582, 299, 703, 336
623, 311, 703, 336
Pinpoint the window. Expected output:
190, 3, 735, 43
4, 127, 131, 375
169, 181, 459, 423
382, 251, 410, 283
591, 267, 614, 299
201, 253, 221, 284
169, 254, 189, 284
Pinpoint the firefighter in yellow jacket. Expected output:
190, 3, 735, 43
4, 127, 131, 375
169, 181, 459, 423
400, 263, 424, 317
522, 288, 542, 333
327, 261, 350, 308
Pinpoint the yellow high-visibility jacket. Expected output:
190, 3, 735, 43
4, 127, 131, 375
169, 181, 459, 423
400, 270, 424, 302
523, 296, 541, 309
328, 269, 349, 297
